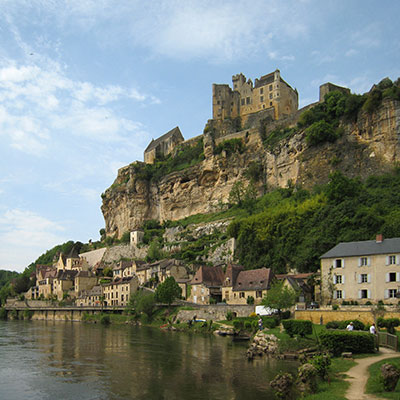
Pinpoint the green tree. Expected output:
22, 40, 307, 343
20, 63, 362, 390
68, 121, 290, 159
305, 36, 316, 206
137, 291, 156, 320
155, 277, 181, 307
261, 280, 298, 318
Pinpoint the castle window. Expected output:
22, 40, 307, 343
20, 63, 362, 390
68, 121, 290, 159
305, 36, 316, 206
241, 98, 245, 106
246, 97, 250, 105
269, 93, 272, 99
270, 102, 272, 106
217, 100, 220, 105
260, 88, 264, 94
260, 96, 264, 102
269, 85, 272, 91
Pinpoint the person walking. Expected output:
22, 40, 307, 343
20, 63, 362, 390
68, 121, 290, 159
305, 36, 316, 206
346, 322, 354, 331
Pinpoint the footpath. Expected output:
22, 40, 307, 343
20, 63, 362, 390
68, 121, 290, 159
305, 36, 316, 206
345, 347, 400, 400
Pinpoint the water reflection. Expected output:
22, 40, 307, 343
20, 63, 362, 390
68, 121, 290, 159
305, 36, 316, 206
0, 320, 297, 400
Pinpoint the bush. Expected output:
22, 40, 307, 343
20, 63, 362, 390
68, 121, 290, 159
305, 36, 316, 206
319, 330, 375, 356
233, 319, 244, 331
23, 310, 33, 320
377, 317, 400, 334
281, 310, 291, 320
309, 353, 331, 379
262, 317, 278, 329
100, 315, 110, 325
282, 320, 312, 337
214, 138, 245, 156
246, 296, 254, 305
0, 307, 7, 320
305, 120, 338, 146
326, 319, 365, 331
226, 311, 234, 321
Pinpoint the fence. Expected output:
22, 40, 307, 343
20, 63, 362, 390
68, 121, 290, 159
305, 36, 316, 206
378, 332, 398, 351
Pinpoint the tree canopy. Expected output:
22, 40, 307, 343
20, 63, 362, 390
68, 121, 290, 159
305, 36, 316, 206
155, 277, 181, 306
261, 280, 298, 314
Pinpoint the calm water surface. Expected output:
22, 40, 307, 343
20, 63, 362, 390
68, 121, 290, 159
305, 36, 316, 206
0, 320, 297, 399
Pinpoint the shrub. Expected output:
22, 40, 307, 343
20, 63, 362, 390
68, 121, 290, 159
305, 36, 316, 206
281, 310, 291, 320
377, 317, 400, 334
319, 330, 375, 356
0, 307, 7, 320
233, 319, 244, 331
305, 120, 338, 146
214, 138, 245, 156
332, 304, 339, 310
244, 321, 253, 331
326, 319, 365, 331
282, 320, 312, 337
100, 315, 110, 325
326, 321, 340, 329
309, 353, 331, 379
262, 317, 278, 329
246, 296, 254, 305
226, 311, 234, 321
23, 310, 33, 320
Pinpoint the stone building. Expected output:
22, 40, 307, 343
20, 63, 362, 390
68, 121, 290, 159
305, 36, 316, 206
102, 276, 139, 307
144, 126, 184, 164
320, 235, 400, 305
319, 82, 350, 102
188, 265, 224, 305
212, 69, 298, 124
222, 265, 274, 305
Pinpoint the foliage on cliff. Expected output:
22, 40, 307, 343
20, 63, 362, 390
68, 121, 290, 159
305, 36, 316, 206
130, 139, 204, 182
227, 168, 400, 273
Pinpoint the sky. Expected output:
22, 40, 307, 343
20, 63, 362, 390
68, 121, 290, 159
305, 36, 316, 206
0, 0, 399, 272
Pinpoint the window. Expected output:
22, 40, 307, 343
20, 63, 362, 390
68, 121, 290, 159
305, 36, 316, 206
269, 85, 272, 91
270, 102, 272, 106
225, 291, 229, 300
334, 259, 343, 268
389, 255, 396, 265
269, 93, 273, 99
239, 292, 245, 298
360, 257, 368, 266
389, 289, 397, 298
359, 289, 369, 299
335, 290, 342, 299
260, 88, 264, 94
246, 97, 250, 105
334, 275, 342, 284
260, 96, 264, 102
389, 272, 397, 282
361, 274, 368, 283
241, 98, 245, 106
256, 290, 263, 298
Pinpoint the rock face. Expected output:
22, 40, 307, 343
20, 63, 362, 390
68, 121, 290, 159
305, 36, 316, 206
102, 99, 400, 238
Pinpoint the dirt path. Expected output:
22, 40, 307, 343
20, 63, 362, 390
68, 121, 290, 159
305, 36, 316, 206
345, 347, 400, 400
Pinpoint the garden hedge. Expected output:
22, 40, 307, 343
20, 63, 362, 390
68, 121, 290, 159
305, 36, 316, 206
282, 320, 312, 337
319, 330, 375, 356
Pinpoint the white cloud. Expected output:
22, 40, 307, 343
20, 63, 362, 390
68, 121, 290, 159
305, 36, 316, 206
0, 209, 67, 270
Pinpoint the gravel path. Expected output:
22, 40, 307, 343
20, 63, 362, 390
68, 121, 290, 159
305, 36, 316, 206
345, 347, 400, 400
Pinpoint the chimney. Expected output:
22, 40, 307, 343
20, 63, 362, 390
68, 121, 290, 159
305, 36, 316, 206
376, 234, 383, 243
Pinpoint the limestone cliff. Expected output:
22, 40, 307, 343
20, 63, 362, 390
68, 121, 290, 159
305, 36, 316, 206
101, 99, 400, 238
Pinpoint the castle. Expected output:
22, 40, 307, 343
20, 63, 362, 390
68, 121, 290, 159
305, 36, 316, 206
212, 69, 298, 123
143, 70, 347, 164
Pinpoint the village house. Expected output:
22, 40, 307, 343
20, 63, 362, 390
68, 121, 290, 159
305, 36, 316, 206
320, 235, 400, 304
222, 265, 274, 305
26, 265, 57, 299
102, 276, 139, 307
188, 265, 224, 305
276, 273, 315, 309
76, 285, 102, 307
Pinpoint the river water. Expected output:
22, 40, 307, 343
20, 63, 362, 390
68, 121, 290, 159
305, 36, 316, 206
0, 320, 297, 400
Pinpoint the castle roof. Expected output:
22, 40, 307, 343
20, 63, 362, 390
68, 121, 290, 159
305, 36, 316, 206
144, 126, 183, 153
223, 264, 244, 287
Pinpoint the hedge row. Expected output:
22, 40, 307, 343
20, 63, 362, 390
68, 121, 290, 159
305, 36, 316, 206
326, 319, 366, 331
319, 330, 375, 356
282, 320, 313, 337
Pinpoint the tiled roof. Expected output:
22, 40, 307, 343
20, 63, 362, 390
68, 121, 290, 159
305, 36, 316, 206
320, 237, 400, 258
190, 265, 224, 288
223, 264, 244, 287
56, 270, 78, 280
233, 268, 273, 291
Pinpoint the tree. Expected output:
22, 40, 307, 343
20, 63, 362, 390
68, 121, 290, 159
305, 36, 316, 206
262, 280, 298, 318
155, 277, 181, 308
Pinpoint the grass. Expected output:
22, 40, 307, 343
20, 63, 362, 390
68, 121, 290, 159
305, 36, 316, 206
365, 357, 400, 398
302, 357, 356, 400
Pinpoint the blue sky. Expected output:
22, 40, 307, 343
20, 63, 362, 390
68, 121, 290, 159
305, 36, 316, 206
0, 0, 399, 272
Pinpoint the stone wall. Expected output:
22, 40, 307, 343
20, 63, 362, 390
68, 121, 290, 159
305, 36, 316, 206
102, 244, 147, 263
295, 307, 400, 325
176, 304, 254, 322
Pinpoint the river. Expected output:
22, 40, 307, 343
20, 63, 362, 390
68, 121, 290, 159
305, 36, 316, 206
0, 320, 297, 399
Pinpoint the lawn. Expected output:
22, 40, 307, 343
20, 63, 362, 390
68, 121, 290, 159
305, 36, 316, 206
365, 357, 400, 398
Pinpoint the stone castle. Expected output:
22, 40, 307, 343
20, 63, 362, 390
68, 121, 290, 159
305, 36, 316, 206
212, 69, 298, 122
